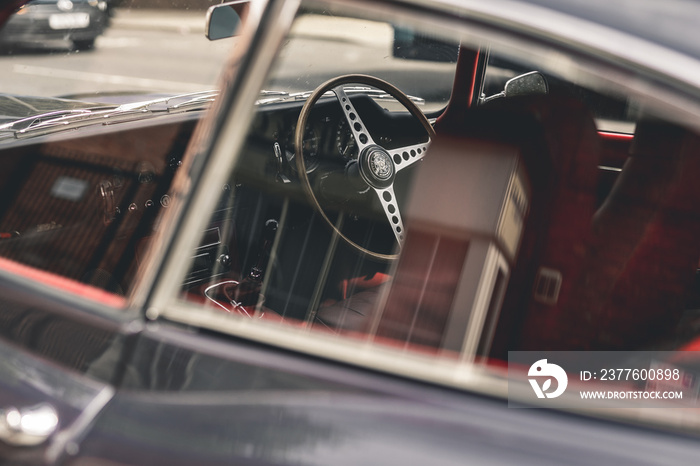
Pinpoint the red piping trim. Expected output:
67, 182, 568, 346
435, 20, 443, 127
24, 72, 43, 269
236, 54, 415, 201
0, 257, 126, 308
467, 50, 480, 107
598, 131, 634, 141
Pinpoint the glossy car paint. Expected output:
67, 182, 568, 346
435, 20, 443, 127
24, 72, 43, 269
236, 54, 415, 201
61, 324, 700, 465
0, 272, 129, 464
2, 265, 700, 464
1, 0, 700, 465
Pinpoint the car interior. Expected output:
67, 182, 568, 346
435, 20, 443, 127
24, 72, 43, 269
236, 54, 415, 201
1, 6, 700, 371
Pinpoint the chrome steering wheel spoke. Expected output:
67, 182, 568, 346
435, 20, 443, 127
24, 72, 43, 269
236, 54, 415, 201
388, 140, 431, 172
333, 86, 376, 154
296, 74, 435, 260
373, 185, 405, 248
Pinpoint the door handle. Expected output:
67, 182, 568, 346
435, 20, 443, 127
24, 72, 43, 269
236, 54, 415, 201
0, 403, 59, 447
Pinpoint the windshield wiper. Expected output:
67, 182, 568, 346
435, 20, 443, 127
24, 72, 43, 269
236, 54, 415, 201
0, 86, 424, 141
256, 87, 425, 106
136, 90, 219, 114
256, 90, 291, 105
0, 107, 116, 132
0, 90, 219, 140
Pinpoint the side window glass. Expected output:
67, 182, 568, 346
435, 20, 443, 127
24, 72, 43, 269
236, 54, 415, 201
0, 130, 186, 297
0, 4, 235, 302
482, 53, 638, 133
173, 3, 700, 397
177, 9, 527, 366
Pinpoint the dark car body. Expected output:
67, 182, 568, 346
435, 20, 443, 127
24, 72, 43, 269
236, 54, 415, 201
2, 0, 700, 465
0, 0, 109, 50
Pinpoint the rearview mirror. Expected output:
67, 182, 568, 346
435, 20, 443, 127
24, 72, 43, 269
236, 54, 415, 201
206, 1, 248, 40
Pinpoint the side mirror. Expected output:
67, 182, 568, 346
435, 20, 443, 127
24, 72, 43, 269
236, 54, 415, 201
504, 71, 548, 98
206, 1, 248, 41
482, 71, 548, 104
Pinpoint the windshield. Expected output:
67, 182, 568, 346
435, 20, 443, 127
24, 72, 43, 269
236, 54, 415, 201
0, 2, 234, 126
0, 3, 457, 140
264, 11, 458, 114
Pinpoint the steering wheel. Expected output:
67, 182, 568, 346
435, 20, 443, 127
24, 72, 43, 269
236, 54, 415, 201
295, 74, 435, 261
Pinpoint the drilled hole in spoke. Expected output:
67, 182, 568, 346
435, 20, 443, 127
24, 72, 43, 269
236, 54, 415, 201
393, 154, 402, 164
388, 204, 396, 213
383, 191, 392, 202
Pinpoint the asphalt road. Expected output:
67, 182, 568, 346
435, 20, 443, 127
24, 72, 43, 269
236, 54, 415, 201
0, 9, 455, 109
0, 9, 235, 98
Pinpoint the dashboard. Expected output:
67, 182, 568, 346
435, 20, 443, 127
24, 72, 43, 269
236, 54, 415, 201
191, 94, 433, 321
0, 91, 433, 325
248, 95, 428, 177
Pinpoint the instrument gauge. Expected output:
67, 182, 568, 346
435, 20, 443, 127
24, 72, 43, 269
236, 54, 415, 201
335, 118, 358, 159
285, 123, 320, 173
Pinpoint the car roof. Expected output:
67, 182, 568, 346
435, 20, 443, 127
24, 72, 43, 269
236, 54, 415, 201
408, 0, 700, 112
522, 0, 700, 61
421, 0, 699, 58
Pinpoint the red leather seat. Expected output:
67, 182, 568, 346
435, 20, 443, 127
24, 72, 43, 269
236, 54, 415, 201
374, 92, 604, 356
481, 93, 602, 355
317, 92, 605, 357
546, 120, 700, 350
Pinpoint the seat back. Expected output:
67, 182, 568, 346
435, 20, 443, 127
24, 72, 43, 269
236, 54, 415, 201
552, 120, 700, 350
316, 92, 605, 357
483, 93, 602, 354
379, 92, 603, 357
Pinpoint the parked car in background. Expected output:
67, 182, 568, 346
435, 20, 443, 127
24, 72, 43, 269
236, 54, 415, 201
0, 0, 110, 51
2, 0, 700, 464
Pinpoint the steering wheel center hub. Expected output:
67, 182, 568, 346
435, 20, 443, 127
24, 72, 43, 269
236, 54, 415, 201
359, 145, 395, 188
